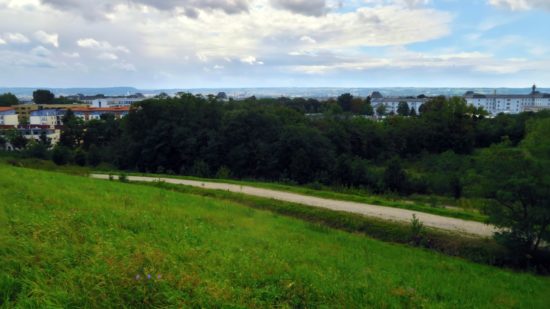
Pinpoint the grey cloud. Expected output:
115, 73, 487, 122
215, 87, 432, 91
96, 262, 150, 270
40, 0, 250, 20
398, 0, 429, 8
270, 0, 328, 16
489, 0, 550, 11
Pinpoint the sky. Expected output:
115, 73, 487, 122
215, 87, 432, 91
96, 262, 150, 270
0, 0, 549, 89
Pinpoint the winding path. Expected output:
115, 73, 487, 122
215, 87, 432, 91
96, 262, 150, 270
91, 174, 496, 237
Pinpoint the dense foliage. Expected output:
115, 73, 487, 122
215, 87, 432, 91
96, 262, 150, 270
32, 89, 55, 104
0, 93, 18, 106
54, 94, 548, 191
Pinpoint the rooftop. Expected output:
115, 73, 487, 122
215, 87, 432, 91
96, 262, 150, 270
70, 106, 131, 113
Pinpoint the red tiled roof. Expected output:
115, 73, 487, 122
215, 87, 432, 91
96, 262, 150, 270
70, 106, 130, 113
0, 107, 16, 112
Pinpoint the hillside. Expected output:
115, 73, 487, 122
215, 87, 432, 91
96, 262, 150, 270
1, 164, 550, 308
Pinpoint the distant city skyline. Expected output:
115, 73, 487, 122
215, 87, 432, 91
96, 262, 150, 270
1, 0, 549, 88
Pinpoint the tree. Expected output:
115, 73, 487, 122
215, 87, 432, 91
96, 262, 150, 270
409, 107, 417, 117
376, 104, 387, 117
60, 109, 84, 148
74, 149, 87, 166
364, 99, 374, 116
8, 131, 27, 150
39, 131, 51, 148
25, 141, 49, 159
0, 93, 19, 106
479, 119, 550, 255
419, 96, 476, 154
383, 159, 408, 195
33, 89, 55, 104
52, 145, 72, 165
350, 98, 366, 115
155, 92, 170, 99
0, 135, 6, 149
397, 101, 410, 116
87, 145, 102, 167
337, 93, 353, 112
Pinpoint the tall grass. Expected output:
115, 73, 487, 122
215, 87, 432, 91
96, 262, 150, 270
1, 164, 550, 307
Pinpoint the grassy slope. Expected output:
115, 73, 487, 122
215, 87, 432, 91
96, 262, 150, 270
120, 171, 487, 222
1, 165, 550, 308
0, 155, 486, 222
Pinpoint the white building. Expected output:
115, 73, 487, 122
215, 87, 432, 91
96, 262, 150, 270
71, 107, 130, 121
464, 85, 550, 115
29, 109, 64, 126
91, 97, 144, 108
370, 91, 428, 115
20, 125, 61, 145
0, 107, 19, 126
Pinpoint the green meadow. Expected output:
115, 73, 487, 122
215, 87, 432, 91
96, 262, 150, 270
1, 164, 550, 308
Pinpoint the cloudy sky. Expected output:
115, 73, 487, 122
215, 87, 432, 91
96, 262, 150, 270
0, 0, 549, 88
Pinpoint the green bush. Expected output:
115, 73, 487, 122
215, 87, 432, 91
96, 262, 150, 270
52, 145, 72, 165
74, 149, 87, 166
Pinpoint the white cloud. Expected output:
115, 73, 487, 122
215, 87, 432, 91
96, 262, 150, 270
286, 48, 550, 76
35, 30, 59, 47
1, 32, 30, 44
488, 0, 550, 11
77, 38, 130, 53
1, 0, 547, 87
98, 52, 118, 60
300, 36, 317, 44
241, 56, 264, 65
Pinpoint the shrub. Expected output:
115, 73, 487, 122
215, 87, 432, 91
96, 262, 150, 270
52, 146, 72, 165
119, 173, 128, 183
215, 166, 231, 179
87, 145, 102, 167
74, 149, 87, 166
410, 214, 426, 246
190, 160, 210, 178
25, 142, 49, 160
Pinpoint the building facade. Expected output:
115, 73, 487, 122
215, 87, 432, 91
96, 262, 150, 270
13, 104, 89, 123
463, 85, 550, 115
370, 91, 429, 115
71, 106, 130, 121
29, 109, 65, 126
370, 85, 550, 116
20, 125, 61, 145
0, 107, 19, 126
90, 97, 144, 108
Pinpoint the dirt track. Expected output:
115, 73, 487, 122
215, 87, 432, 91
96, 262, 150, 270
91, 174, 496, 237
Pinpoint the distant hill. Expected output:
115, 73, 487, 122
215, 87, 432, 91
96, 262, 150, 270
2, 86, 549, 99
0, 87, 142, 98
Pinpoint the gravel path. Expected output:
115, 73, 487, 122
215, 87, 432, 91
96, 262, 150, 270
91, 174, 496, 237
